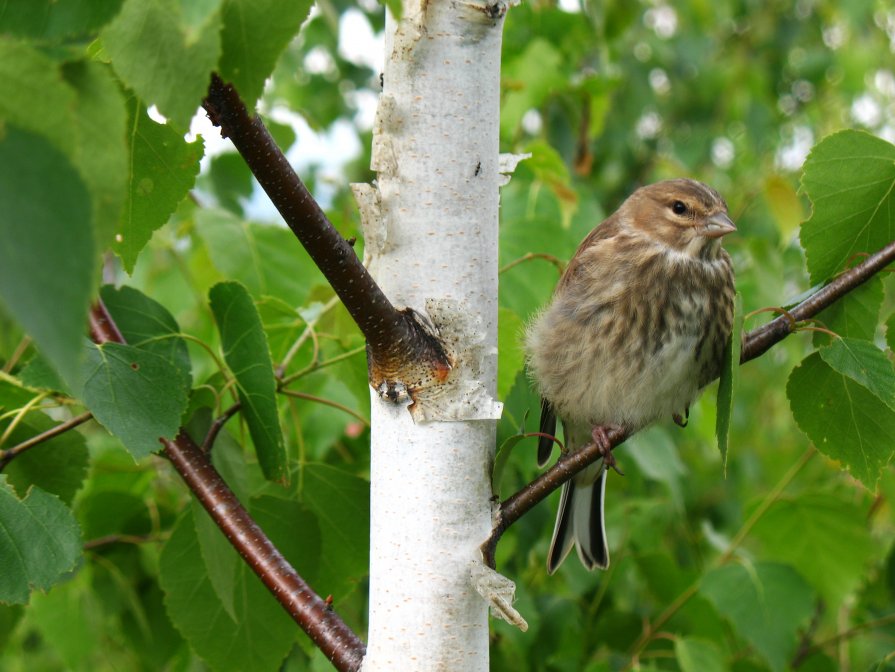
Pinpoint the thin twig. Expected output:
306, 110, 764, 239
201, 402, 242, 452
0, 391, 50, 449
499, 252, 566, 275
792, 613, 895, 668
84, 532, 169, 550
0, 411, 93, 471
280, 345, 367, 387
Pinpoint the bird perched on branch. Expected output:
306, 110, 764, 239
526, 178, 736, 573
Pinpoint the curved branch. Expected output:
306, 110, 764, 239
481, 238, 895, 568
202, 74, 451, 394
89, 301, 366, 672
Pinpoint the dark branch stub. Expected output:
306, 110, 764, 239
367, 307, 453, 406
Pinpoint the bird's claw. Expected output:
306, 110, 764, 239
673, 406, 690, 428
591, 425, 624, 476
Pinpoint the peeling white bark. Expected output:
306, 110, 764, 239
357, 1, 510, 669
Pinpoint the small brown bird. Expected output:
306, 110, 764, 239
526, 178, 736, 573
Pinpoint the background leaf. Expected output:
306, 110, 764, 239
159, 500, 318, 671
297, 464, 369, 600
0, 477, 82, 605
195, 209, 321, 306
788, 352, 895, 489
2, 417, 89, 506
100, 284, 192, 379
116, 99, 203, 272
102, 0, 222, 129
750, 493, 876, 608
800, 131, 895, 284
81, 341, 191, 458
209, 281, 287, 482
218, 0, 314, 107
700, 562, 814, 672
818, 338, 895, 411
674, 637, 728, 672
0, 127, 94, 388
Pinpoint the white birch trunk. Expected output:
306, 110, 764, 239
355, 1, 509, 669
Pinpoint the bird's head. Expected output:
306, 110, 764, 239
623, 179, 736, 259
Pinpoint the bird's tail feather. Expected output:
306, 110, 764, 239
547, 466, 609, 573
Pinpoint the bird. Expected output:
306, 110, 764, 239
525, 178, 736, 573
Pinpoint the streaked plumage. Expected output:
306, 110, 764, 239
526, 178, 736, 573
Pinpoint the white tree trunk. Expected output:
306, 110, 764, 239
356, 1, 508, 669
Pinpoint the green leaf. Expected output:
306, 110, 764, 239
0, 476, 82, 605
750, 493, 876, 608
498, 307, 525, 402
380, 0, 403, 21
207, 152, 254, 215
191, 497, 239, 620
209, 281, 286, 482
763, 175, 805, 243
0, 39, 77, 157
3, 413, 89, 506
264, 116, 297, 152
100, 284, 191, 379
502, 39, 564, 138
81, 341, 191, 458
159, 501, 318, 671
0, 127, 94, 389
195, 208, 319, 307
219, 0, 314, 108
674, 637, 728, 672
0, 0, 125, 40
17, 354, 68, 394
63, 61, 128, 252
812, 276, 883, 347
788, 352, 895, 489
102, 0, 222, 129
716, 292, 743, 473
818, 338, 895, 411
27, 565, 99, 668
888, 311, 895, 353
521, 139, 578, 227
116, 99, 203, 272
625, 428, 686, 511
299, 464, 369, 599
800, 130, 895, 284
700, 562, 814, 672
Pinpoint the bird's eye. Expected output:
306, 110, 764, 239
671, 200, 688, 215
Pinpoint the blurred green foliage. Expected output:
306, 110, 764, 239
1, 0, 894, 670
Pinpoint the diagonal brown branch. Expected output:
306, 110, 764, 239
201, 74, 450, 397
481, 238, 895, 568
89, 299, 366, 672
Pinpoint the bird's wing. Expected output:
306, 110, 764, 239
537, 397, 557, 467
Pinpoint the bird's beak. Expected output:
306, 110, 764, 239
702, 212, 737, 238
